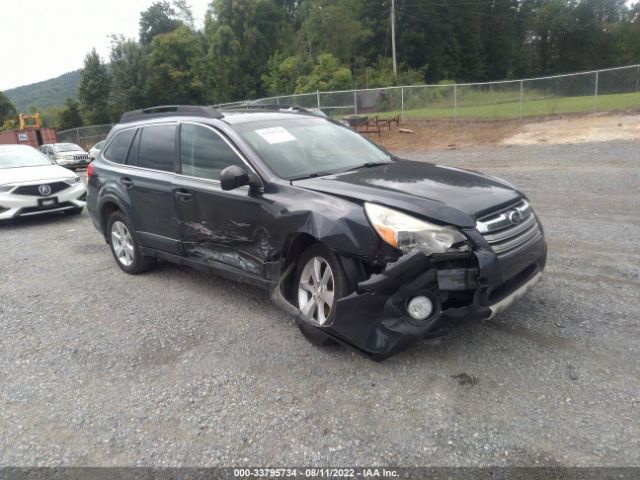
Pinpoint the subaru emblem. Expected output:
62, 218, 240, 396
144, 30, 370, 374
508, 210, 523, 225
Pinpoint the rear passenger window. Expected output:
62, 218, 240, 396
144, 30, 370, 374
138, 125, 176, 172
103, 129, 136, 164
180, 124, 245, 180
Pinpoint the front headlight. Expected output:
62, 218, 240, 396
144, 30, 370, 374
364, 203, 469, 254
65, 177, 81, 185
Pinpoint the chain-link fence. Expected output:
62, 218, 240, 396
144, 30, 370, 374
217, 64, 640, 121
62, 65, 640, 142
57, 124, 113, 151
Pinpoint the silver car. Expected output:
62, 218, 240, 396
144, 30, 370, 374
88, 140, 105, 160
39, 143, 90, 170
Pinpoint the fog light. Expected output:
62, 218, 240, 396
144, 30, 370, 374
407, 295, 433, 321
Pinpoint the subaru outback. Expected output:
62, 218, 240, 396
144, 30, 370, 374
87, 105, 546, 360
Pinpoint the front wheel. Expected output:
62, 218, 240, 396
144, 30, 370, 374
107, 211, 155, 274
294, 243, 347, 330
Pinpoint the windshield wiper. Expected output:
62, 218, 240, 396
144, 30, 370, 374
289, 172, 335, 181
340, 161, 392, 173
289, 161, 392, 181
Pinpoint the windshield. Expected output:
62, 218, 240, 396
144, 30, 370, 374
94, 141, 105, 149
54, 143, 83, 152
236, 117, 391, 179
0, 146, 53, 169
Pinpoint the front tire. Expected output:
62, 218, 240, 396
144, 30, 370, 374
293, 243, 348, 346
107, 211, 155, 274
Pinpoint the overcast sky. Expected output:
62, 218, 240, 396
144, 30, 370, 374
0, 0, 212, 91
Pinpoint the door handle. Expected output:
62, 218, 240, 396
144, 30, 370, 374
175, 189, 193, 202
120, 177, 134, 188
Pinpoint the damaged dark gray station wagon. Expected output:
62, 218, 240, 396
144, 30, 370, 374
87, 105, 546, 360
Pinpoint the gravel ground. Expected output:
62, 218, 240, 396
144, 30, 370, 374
0, 141, 639, 467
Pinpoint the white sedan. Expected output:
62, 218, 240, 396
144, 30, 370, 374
0, 145, 86, 220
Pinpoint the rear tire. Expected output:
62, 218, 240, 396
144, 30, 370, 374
107, 211, 155, 274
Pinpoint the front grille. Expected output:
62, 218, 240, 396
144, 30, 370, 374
13, 181, 69, 196
477, 200, 543, 259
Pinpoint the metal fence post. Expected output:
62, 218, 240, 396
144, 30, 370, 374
401, 87, 404, 121
76, 128, 80, 145
353, 91, 358, 115
453, 84, 458, 122
519, 80, 524, 119
594, 71, 599, 113
316, 90, 320, 109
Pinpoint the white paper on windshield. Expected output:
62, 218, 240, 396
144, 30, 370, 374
255, 126, 296, 144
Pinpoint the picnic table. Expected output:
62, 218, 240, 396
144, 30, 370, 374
350, 114, 401, 136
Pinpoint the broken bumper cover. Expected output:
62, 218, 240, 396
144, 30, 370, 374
307, 237, 547, 361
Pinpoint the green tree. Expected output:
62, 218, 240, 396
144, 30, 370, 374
78, 49, 111, 124
109, 36, 148, 118
0, 91, 17, 127
139, 0, 193, 46
56, 98, 83, 130
145, 25, 205, 105
295, 53, 353, 92
262, 53, 311, 96
299, 0, 371, 64
203, 0, 292, 102
364, 57, 424, 88
616, 3, 640, 64
479, 0, 520, 80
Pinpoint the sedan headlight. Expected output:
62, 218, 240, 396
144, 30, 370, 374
364, 203, 468, 254
65, 177, 81, 185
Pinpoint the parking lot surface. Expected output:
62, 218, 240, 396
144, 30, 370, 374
1, 140, 639, 466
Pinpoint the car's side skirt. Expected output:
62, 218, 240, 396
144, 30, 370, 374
139, 247, 277, 291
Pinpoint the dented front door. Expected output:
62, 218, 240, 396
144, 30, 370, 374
173, 123, 267, 276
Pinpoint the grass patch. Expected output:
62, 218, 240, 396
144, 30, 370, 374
335, 91, 640, 121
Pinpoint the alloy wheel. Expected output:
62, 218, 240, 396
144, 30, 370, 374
297, 256, 335, 325
111, 220, 135, 267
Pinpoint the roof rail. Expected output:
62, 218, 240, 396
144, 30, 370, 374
221, 104, 325, 117
119, 105, 223, 123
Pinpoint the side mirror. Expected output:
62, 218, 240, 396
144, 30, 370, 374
220, 165, 250, 191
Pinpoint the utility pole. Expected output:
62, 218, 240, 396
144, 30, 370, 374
391, 0, 397, 77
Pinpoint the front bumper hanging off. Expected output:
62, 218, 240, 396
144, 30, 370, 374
273, 239, 547, 361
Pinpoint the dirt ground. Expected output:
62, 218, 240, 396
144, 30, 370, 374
373, 110, 640, 151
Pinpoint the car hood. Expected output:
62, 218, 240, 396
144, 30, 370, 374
292, 159, 522, 228
0, 164, 76, 185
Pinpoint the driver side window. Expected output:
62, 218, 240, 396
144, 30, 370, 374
179, 124, 245, 181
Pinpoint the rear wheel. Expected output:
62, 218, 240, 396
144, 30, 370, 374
107, 211, 155, 274
294, 244, 347, 345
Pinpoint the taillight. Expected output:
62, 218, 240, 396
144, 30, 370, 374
87, 162, 95, 178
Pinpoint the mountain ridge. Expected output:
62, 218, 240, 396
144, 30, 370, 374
4, 70, 82, 112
